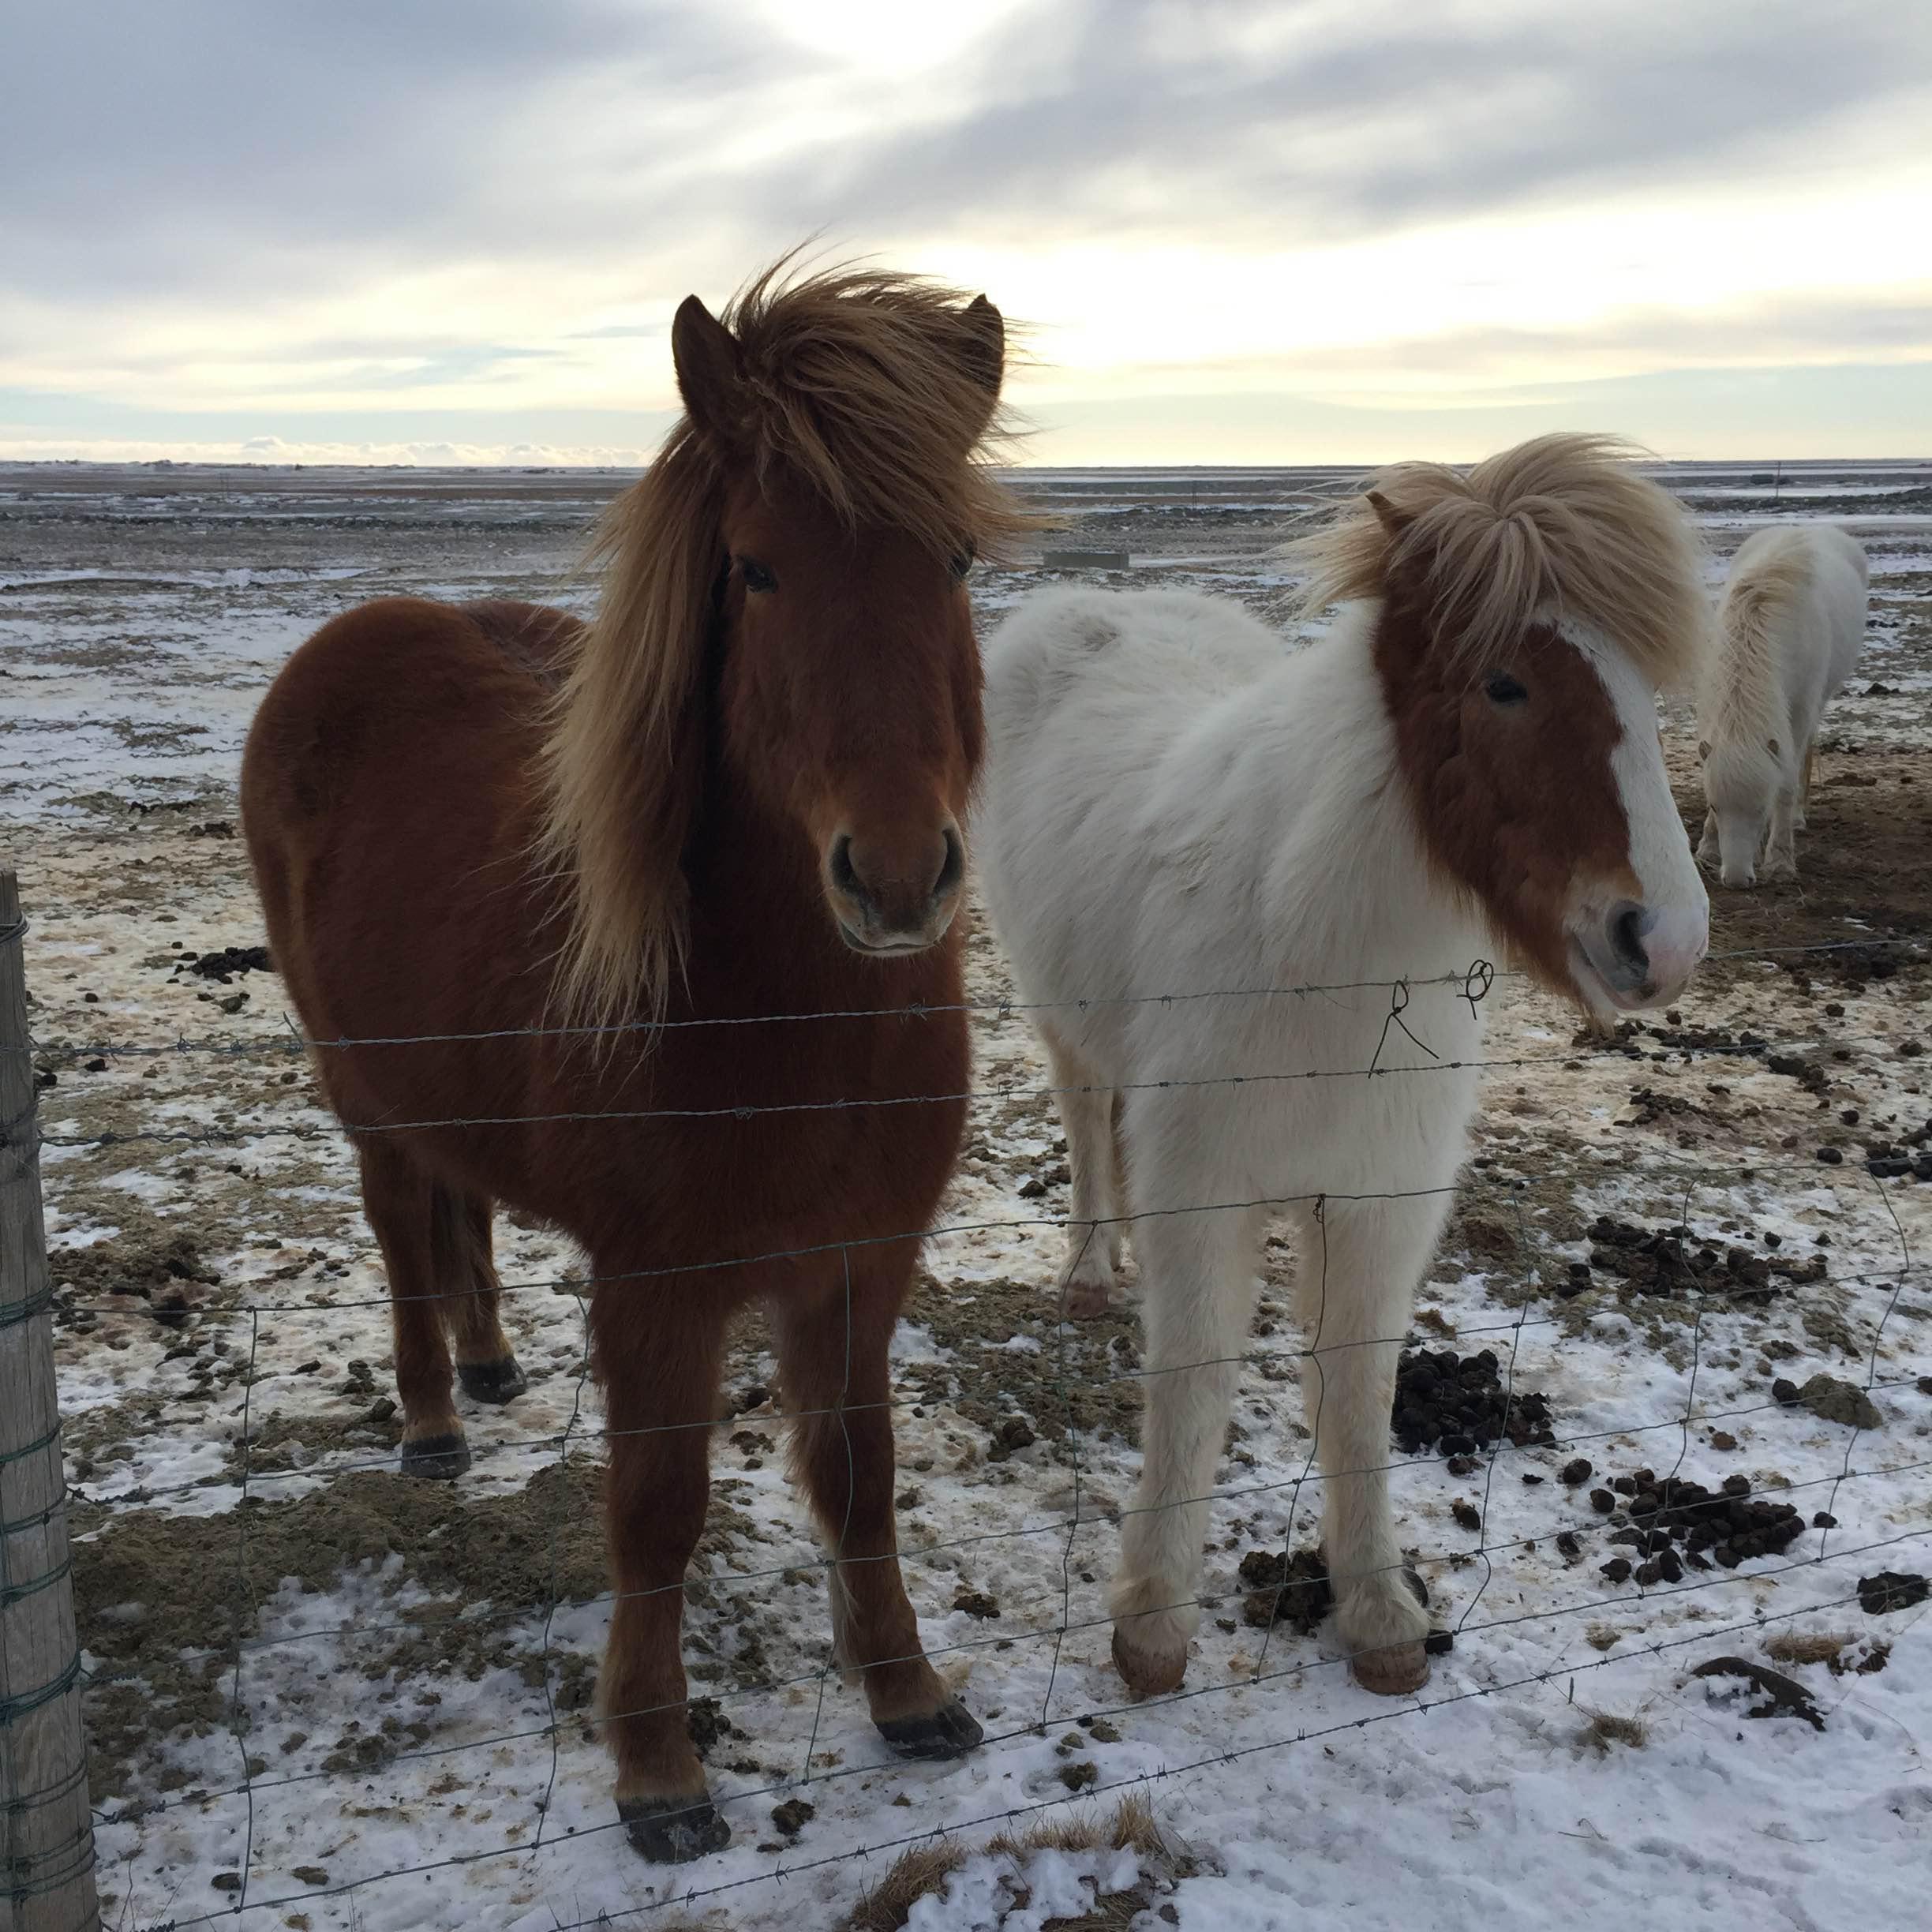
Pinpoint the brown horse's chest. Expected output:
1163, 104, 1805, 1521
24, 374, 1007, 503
531, 998, 971, 1271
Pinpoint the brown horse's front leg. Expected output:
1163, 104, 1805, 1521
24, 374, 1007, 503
773, 1254, 982, 1761
596, 1294, 730, 1863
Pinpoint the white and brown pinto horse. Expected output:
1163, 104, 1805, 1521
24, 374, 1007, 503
978, 435, 1709, 1701
1697, 523, 1868, 887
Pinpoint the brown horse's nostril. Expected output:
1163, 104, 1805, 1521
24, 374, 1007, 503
829, 833, 861, 900
934, 826, 964, 900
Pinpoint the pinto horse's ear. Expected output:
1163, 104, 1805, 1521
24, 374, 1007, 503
1365, 489, 1413, 539
957, 294, 1005, 400
672, 295, 744, 445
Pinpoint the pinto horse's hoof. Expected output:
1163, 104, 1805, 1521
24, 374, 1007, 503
1350, 1642, 1431, 1697
618, 1793, 732, 1863
1111, 1625, 1188, 1698
877, 1698, 983, 1760
399, 1433, 470, 1480
458, 1357, 528, 1405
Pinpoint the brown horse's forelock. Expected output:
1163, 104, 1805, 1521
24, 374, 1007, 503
534, 264, 1028, 1028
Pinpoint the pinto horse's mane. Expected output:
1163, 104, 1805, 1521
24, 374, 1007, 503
1291, 432, 1705, 691
536, 262, 1027, 1024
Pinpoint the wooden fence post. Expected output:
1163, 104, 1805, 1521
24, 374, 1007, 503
0, 867, 99, 1932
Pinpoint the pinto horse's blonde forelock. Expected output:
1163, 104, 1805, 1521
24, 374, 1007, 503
1292, 433, 1706, 692
535, 263, 1028, 1028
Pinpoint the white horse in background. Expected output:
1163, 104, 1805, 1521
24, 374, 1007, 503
1696, 525, 1867, 888
978, 435, 1709, 1704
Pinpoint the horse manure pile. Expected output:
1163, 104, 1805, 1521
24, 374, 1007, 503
47, 1229, 219, 1330
1236, 1548, 1334, 1634
1391, 1348, 1555, 1458
1801, 942, 1922, 990
1863, 1116, 1932, 1181
1857, 1571, 1929, 1616
1591, 1468, 1806, 1586
1237, 1548, 1448, 1657
1561, 1217, 1825, 1303
166, 942, 274, 984
1578, 1017, 1765, 1060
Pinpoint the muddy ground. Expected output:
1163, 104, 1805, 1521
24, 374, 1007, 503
3, 462, 1930, 1931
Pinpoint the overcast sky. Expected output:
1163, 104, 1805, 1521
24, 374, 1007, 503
6, 0, 1930, 466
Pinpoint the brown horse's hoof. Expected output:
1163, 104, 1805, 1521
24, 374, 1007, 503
399, 1433, 470, 1480
458, 1357, 528, 1405
1112, 1626, 1187, 1698
618, 1793, 731, 1863
1350, 1642, 1430, 1697
877, 1698, 983, 1760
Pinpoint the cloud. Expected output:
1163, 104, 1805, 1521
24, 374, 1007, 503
1074, 292, 1932, 400
747, 0, 1932, 249
5, 0, 1930, 456
15, 1, 1928, 301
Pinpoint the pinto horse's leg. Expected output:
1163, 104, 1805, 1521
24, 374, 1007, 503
357, 1140, 470, 1478
596, 1289, 730, 1863
1286, 1196, 1436, 1696
773, 1250, 981, 1761
1110, 1198, 1267, 1697
1796, 739, 1815, 829
1040, 1028, 1125, 1319
429, 1186, 527, 1406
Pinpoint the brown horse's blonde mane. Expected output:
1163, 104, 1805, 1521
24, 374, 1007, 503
536, 261, 1027, 1026
1292, 432, 1706, 691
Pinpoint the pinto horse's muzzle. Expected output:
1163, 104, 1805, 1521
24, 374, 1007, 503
1569, 897, 1708, 1013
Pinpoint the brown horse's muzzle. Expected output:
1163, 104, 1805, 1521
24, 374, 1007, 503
826, 822, 964, 955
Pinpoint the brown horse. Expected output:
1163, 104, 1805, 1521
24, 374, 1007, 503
240, 264, 1023, 1862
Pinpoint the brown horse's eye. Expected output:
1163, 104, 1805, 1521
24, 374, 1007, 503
1484, 672, 1528, 706
738, 557, 777, 593
949, 544, 976, 582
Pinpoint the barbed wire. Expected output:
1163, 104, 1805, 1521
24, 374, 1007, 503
11, 933, 1927, 1072
138, 1540, 1932, 1932
38, 1147, 1923, 1326
9, 924, 1925, 1930
84, 1491, 1932, 1855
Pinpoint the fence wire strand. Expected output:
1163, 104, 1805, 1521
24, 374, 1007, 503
11, 927, 1925, 1930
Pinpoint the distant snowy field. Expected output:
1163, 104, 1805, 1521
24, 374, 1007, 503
2, 460, 1929, 1932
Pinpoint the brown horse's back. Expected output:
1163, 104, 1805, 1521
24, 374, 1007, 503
242, 598, 576, 1169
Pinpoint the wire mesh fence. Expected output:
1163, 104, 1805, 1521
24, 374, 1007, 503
4, 903, 1929, 1930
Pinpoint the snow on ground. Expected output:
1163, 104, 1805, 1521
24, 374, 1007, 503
2, 461, 1929, 1932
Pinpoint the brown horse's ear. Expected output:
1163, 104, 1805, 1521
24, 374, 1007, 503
1365, 489, 1412, 539
958, 294, 1005, 401
672, 294, 743, 444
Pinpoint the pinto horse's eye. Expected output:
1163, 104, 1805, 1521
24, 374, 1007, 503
738, 557, 777, 594
949, 544, 976, 582
1484, 672, 1528, 706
